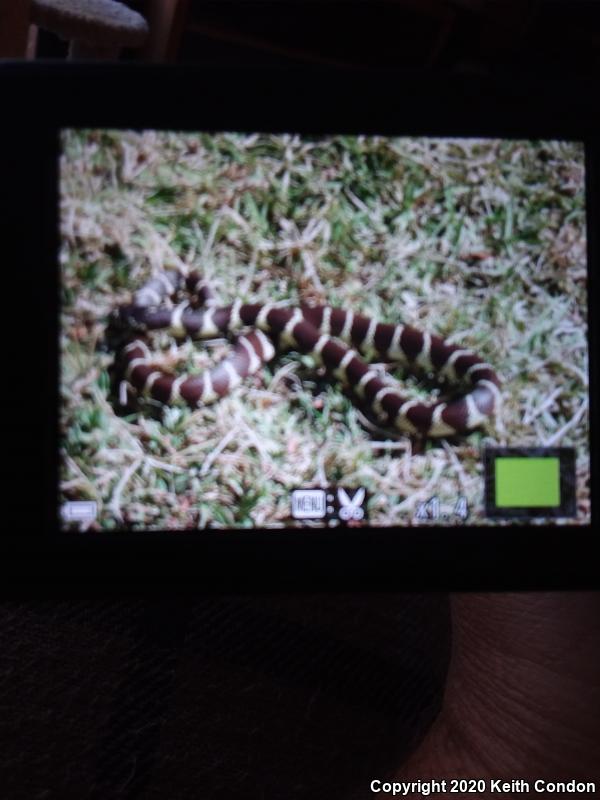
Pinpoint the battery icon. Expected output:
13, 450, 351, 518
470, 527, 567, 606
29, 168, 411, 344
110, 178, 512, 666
61, 500, 98, 524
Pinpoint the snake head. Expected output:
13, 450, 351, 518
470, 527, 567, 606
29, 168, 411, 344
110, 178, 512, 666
104, 304, 148, 353
109, 304, 149, 333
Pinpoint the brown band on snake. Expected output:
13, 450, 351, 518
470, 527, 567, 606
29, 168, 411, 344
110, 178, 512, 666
112, 272, 502, 435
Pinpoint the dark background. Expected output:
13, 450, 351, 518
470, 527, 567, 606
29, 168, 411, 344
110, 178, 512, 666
0, 594, 450, 799
34, 0, 600, 82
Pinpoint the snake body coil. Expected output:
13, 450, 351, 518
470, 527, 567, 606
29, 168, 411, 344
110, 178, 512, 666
112, 270, 502, 437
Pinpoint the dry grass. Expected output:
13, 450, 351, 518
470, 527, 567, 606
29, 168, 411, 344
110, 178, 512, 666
59, 130, 589, 530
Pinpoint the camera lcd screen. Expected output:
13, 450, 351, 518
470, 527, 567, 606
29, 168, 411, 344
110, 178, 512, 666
58, 131, 589, 531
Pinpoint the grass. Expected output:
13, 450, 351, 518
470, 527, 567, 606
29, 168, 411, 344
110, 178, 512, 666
59, 131, 589, 530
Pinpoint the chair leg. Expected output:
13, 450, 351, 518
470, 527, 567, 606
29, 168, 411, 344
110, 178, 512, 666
26, 24, 39, 59
143, 0, 190, 61
0, 0, 32, 58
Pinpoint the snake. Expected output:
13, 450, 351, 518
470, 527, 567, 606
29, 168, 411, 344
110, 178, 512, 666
110, 270, 502, 437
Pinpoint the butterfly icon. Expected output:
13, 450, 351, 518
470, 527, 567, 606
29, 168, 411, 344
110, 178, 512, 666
337, 488, 366, 521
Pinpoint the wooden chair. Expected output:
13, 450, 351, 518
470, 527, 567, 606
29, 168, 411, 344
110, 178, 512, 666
0, 0, 149, 60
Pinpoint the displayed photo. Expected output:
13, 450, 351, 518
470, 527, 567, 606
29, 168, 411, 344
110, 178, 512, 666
59, 130, 589, 530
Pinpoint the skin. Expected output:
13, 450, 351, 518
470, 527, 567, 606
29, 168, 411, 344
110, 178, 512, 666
397, 593, 600, 797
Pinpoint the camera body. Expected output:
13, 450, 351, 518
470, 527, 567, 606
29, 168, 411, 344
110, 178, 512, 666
1, 63, 597, 588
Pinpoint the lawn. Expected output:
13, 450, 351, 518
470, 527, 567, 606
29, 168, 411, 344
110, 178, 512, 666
59, 131, 589, 529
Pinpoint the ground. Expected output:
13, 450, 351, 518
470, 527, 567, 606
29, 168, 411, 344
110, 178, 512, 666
59, 130, 589, 530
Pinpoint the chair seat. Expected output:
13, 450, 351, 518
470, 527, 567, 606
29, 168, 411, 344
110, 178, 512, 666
31, 0, 149, 47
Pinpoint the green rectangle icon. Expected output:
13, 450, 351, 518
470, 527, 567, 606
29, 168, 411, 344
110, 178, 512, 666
495, 457, 561, 508
485, 448, 576, 519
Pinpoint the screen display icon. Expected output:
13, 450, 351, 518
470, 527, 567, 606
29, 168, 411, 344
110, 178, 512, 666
337, 488, 366, 521
484, 448, 576, 519
495, 457, 560, 508
290, 488, 369, 524
61, 500, 98, 527
291, 489, 328, 519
